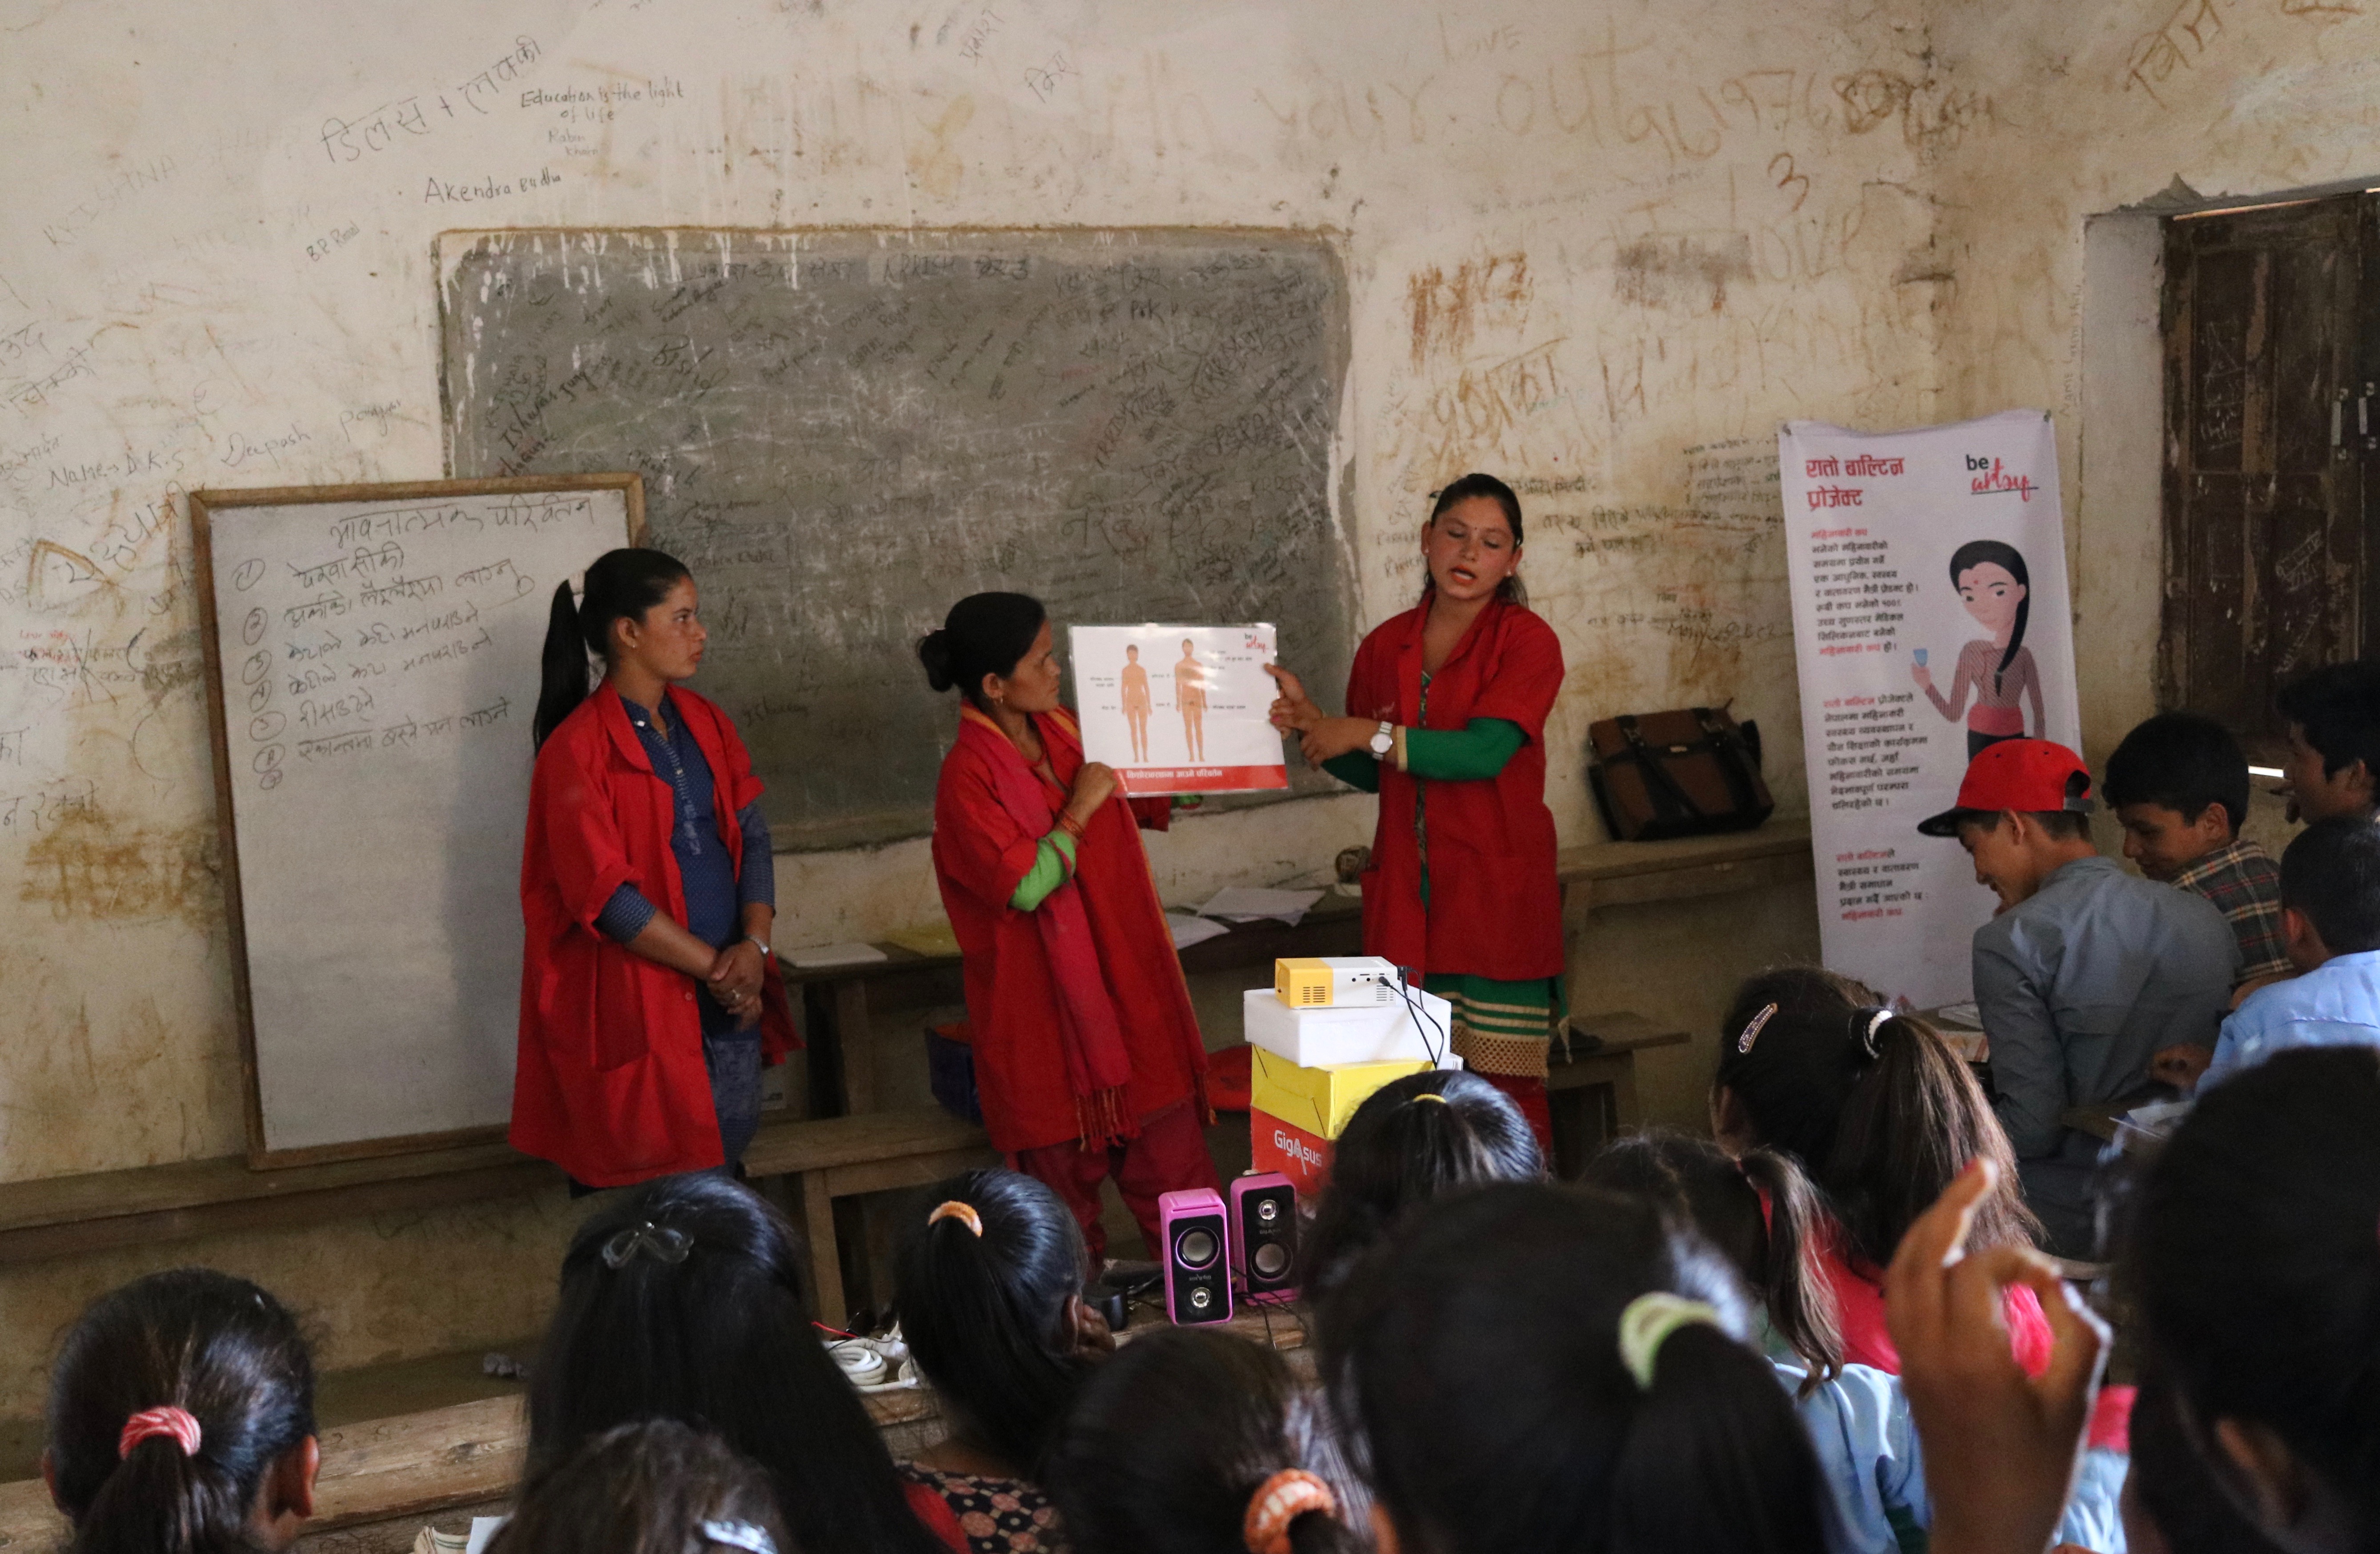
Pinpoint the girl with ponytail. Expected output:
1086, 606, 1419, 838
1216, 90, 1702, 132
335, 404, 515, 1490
1710, 966, 2050, 1378
892, 1168, 1112, 1553
921, 593, 1218, 1261
1323, 1182, 1828, 1554
1046, 1326, 1365, 1554
45, 1269, 319, 1554
1296, 1068, 1544, 1301
514, 550, 796, 1190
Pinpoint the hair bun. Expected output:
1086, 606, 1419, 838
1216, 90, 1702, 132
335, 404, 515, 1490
917, 629, 955, 691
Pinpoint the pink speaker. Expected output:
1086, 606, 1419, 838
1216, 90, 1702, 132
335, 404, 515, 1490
1228, 1172, 1299, 1302
1158, 1188, 1232, 1325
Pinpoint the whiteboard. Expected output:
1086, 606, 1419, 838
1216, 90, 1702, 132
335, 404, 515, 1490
193, 477, 640, 1164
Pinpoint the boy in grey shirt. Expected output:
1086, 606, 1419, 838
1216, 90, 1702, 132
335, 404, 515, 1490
1919, 739, 2236, 1255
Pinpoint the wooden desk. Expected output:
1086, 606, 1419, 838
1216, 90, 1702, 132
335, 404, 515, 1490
1545, 1012, 1692, 1177
781, 895, 1365, 1120
1557, 819, 1815, 920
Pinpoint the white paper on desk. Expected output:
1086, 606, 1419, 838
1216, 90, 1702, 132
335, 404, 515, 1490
464, 1517, 507, 1554
1197, 886, 1324, 925
1167, 912, 1232, 950
784, 942, 890, 969
1932, 1002, 1983, 1030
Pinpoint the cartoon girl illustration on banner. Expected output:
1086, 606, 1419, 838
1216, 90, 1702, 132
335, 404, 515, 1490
1912, 538, 2045, 761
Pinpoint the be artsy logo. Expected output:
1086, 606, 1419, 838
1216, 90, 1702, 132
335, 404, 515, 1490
1966, 454, 2037, 502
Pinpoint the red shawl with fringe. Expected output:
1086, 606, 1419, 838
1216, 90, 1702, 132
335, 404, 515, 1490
931, 705, 1208, 1153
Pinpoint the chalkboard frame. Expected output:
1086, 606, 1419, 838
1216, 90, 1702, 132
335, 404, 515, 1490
191, 474, 645, 1171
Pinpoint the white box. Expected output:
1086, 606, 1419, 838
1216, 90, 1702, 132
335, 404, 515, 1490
1243, 988, 1454, 1067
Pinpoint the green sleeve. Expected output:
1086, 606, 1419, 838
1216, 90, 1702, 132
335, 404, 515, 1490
1402, 718, 1526, 781
1321, 751, 1381, 792
1008, 829, 1080, 911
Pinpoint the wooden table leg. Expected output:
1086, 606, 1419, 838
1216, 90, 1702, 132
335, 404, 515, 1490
801, 1170, 845, 1325
835, 980, 875, 1115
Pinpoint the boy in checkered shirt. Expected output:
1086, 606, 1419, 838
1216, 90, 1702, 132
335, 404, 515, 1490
2105, 711, 2288, 992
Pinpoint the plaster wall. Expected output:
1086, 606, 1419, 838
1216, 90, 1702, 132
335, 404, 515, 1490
0, 0, 1987, 1407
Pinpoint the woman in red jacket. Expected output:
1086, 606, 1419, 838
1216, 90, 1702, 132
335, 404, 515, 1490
921, 592, 1217, 1261
1267, 474, 1566, 1148
514, 548, 795, 1190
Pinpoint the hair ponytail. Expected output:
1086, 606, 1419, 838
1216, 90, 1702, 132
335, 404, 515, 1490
1047, 1327, 1366, 1554
1583, 1131, 1843, 1394
1714, 967, 2039, 1267
1323, 1184, 1826, 1554
48, 1270, 316, 1554
1297, 1069, 1544, 1301
893, 1169, 1092, 1477
532, 549, 693, 748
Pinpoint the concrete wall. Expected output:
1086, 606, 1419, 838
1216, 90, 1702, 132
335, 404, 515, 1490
0, 0, 2032, 1409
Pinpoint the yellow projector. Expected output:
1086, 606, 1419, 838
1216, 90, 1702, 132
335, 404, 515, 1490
1273, 956, 1401, 1008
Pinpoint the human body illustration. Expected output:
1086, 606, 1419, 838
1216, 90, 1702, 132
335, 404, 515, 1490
1173, 638, 1208, 761
1912, 538, 2044, 761
1119, 646, 1152, 763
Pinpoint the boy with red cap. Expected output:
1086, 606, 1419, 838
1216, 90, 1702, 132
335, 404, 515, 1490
1918, 739, 2236, 1254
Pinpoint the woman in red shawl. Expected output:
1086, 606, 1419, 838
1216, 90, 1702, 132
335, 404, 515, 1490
1266, 474, 1566, 1150
921, 592, 1218, 1260
514, 548, 796, 1191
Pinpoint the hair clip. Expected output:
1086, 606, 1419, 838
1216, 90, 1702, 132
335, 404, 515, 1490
1616, 1292, 1722, 1390
1852, 1007, 1893, 1060
1410, 1092, 1450, 1107
1736, 1003, 1778, 1054
1243, 1469, 1337, 1554
600, 1222, 693, 1270
118, 1405, 201, 1460
701, 1521, 778, 1554
927, 1200, 984, 1237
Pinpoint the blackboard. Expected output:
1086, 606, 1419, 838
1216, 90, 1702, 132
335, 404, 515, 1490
192, 476, 640, 1164
439, 229, 1353, 850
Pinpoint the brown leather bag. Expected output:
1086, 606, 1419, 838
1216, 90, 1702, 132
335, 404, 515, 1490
1587, 706, 1773, 842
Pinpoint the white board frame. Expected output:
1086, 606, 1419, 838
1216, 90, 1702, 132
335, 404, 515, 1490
191, 475, 643, 1169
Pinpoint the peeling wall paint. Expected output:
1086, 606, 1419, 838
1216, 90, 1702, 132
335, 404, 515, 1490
0, 0, 2059, 1395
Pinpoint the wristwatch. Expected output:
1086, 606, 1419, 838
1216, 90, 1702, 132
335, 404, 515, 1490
1367, 720, 1395, 758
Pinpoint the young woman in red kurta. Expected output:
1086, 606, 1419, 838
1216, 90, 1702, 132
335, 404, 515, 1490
1267, 475, 1567, 1147
515, 550, 796, 1189
921, 592, 1217, 1261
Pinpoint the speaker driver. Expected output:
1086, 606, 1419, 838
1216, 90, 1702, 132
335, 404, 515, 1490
1252, 1241, 1290, 1277
1176, 1227, 1220, 1269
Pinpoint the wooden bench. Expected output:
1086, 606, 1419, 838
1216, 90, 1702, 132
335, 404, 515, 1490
1545, 1012, 1693, 1178
743, 1106, 998, 1325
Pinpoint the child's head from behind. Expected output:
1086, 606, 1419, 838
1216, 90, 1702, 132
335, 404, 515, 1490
1048, 1326, 1361, 1554
1322, 1182, 1826, 1554
1712, 966, 2037, 1267
2104, 711, 2252, 880
490, 1419, 786, 1554
2123, 1046, 2380, 1554
892, 1167, 1103, 1477
46, 1268, 318, 1554
531, 1172, 946, 1554
1583, 1130, 1842, 1389
2278, 817, 2380, 969
1296, 1068, 1543, 1300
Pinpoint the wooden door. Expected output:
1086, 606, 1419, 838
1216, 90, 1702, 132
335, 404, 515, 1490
2160, 193, 2377, 752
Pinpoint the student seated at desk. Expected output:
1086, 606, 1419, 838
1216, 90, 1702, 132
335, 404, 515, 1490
2203, 818, 2380, 1088
2103, 711, 2289, 992
2274, 659, 2380, 825
1917, 739, 2236, 1257
490, 1419, 787, 1554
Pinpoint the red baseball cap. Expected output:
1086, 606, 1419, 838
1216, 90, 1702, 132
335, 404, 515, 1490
1917, 738, 2095, 837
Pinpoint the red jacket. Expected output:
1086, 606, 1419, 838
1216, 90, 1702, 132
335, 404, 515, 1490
513, 683, 796, 1187
1345, 596, 1565, 980
931, 707, 1206, 1155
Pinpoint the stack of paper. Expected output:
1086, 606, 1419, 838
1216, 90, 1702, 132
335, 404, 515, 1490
1167, 912, 1232, 950
1197, 886, 1325, 926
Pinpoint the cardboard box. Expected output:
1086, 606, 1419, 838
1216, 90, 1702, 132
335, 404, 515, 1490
1251, 1108, 1333, 1196
1248, 1046, 1431, 1140
1243, 987, 1453, 1067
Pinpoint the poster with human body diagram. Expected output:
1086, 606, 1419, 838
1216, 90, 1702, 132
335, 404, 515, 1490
1069, 624, 1289, 795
